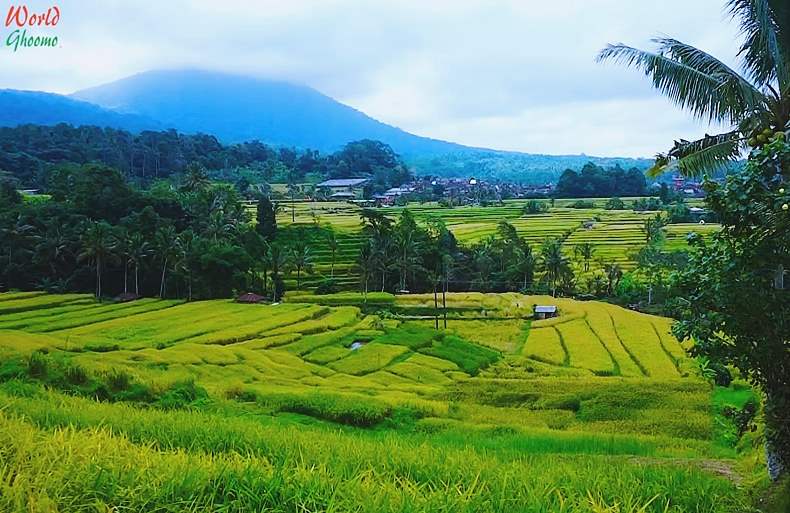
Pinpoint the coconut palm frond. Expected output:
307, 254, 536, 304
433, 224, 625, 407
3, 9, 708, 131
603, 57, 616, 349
727, 0, 790, 89
597, 43, 758, 124
653, 37, 767, 112
671, 132, 744, 177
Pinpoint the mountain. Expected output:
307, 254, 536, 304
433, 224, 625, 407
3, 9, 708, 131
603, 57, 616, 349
0, 70, 653, 182
0, 90, 160, 132
71, 69, 466, 156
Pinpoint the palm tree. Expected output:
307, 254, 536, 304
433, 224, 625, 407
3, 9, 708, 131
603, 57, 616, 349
357, 240, 376, 303
181, 162, 210, 192
1, 214, 36, 267
175, 230, 199, 301
268, 243, 289, 302
154, 226, 179, 298
35, 227, 72, 277
127, 233, 152, 296
204, 210, 235, 242
326, 230, 339, 278
540, 237, 571, 297
513, 243, 536, 290
78, 221, 116, 299
574, 243, 595, 272
597, 1, 790, 177
289, 242, 313, 290
642, 214, 666, 245
604, 263, 624, 296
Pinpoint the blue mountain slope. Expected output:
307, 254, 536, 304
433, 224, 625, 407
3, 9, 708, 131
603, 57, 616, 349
71, 69, 465, 155
0, 90, 160, 132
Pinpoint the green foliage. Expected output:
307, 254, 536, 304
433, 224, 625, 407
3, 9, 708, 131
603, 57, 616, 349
556, 163, 647, 198
419, 334, 500, 376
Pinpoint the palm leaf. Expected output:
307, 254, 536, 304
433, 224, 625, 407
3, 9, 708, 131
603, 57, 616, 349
598, 42, 763, 124
672, 132, 743, 177
654, 38, 766, 112
727, 0, 790, 89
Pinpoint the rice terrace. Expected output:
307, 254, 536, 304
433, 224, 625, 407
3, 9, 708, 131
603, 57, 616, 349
1, 0, 789, 512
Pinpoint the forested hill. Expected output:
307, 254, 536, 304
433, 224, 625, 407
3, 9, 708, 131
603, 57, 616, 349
0, 90, 160, 133
0, 124, 411, 190
407, 151, 653, 184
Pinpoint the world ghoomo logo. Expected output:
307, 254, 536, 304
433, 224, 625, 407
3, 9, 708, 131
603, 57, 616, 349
5, 4, 60, 52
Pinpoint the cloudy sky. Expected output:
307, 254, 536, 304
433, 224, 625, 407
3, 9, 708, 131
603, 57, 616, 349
0, 1, 744, 157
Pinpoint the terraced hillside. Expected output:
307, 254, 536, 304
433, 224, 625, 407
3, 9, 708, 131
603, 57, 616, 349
0, 291, 757, 512
268, 200, 717, 289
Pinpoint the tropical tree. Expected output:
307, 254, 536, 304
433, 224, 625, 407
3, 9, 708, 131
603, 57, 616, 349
204, 210, 235, 242
357, 240, 376, 303
127, 233, 152, 296
180, 162, 210, 192
642, 214, 666, 245
268, 243, 289, 302
154, 226, 179, 298
597, 0, 790, 177
599, 2, 790, 482
175, 230, 200, 301
289, 242, 313, 290
255, 196, 277, 242
540, 237, 571, 297
78, 220, 116, 299
34, 227, 72, 277
512, 243, 536, 290
394, 210, 422, 292
604, 263, 624, 296
574, 242, 596, 272
1, 214, 35, 268
326, 230, 339, 278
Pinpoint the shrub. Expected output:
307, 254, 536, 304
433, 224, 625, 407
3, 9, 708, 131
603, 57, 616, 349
263, 391, 392, 427
523, 200, 549, 215
570, 200, 596, 209
157, 379, 209, 410
27, 351, 49, 379
314, 279, 339, 295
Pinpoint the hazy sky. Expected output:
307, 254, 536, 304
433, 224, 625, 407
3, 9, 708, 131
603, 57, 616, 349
0, 1, 744, 157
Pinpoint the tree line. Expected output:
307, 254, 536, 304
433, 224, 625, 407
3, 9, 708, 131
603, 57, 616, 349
0, 124, 411, 194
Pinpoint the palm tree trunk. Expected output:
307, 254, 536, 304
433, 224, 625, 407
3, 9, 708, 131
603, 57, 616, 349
135, 263, 140, 296
159, 257, 168, 298
433, 285, 438, 330
124, 259, 129, 294
331, 251, 335, 278
442, 277, 447, 329
96, 256, 102, 299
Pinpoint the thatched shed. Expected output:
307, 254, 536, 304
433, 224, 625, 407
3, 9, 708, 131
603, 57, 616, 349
237, 292, 265, 304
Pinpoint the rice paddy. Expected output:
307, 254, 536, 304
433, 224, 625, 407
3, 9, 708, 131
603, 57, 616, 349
0, 290, 759, 511
271, 200, 718, 289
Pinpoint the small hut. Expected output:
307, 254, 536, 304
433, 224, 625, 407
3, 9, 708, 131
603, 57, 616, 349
533, 305, 558, 320
115, 292, 141, 303
237, 292, 265, 304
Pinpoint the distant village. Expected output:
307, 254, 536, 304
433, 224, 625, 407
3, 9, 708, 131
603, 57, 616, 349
302, 174, 707, 207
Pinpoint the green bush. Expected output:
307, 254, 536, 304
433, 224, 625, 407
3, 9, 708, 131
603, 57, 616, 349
261, 391, 392, 427
157, 380, 209, 410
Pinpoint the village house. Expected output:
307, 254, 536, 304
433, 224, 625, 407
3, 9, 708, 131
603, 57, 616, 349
316, 178, 369, 200
533, 305, 558, 320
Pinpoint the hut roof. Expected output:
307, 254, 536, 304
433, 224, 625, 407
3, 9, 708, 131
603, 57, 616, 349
237, 292, 265, 304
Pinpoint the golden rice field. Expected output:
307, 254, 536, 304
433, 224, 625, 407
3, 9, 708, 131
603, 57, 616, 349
0, 291, 761, 512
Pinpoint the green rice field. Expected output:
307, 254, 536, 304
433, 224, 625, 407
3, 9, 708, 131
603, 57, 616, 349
0, 291, 761, 512
265, 200, 717, 289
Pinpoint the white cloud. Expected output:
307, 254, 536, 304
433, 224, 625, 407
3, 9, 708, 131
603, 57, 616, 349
0, 0, 745, 157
